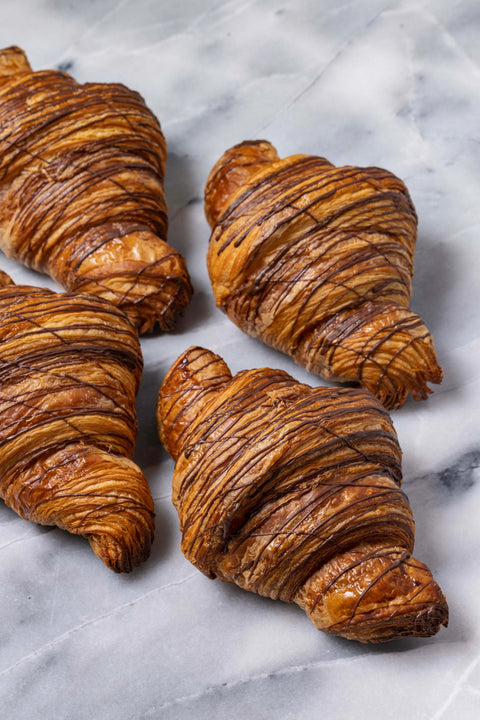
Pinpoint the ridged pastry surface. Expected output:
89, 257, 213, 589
0, 46, 193, 334
157, 346, 448, 643
0, 271, 154, 572
204, 140, 442, 409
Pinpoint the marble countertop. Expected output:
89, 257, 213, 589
1, 0, 479, 718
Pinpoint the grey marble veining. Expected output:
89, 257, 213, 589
0, 1, 479, 718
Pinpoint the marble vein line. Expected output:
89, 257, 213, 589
152, 492, 173, 502
444, 223, 480, 243
55, 0, 133, 67
399, 24, 428, 163
191, 0, 257, 32
430, 652, 480, 720
169, 196, 202, 223
0, 527, 52, 552
253, 1, 396, 136
408, 448, 480, 496
0, 571, 198, 678
419, 4, 480, 78
79, 0, 254, 60
147, 655, 368, 715
47, 553, 61, 627
429, 375, 479, 397
55, 0, 255, 65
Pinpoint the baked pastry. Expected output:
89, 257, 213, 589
0, 271, 154, 572
0, 45, 193, 334
204, 140, 442, 409
157, 346, 448, 643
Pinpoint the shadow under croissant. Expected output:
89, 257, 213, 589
156, 345, 448, 644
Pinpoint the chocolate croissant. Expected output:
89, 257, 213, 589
0, 46, 193, 334
204, 140, 442, 409
0, 271, 154, 572
157, 346, 448, 643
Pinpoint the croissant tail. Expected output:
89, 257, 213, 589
157, 346, 232, 460
296, 542, 448, 643
4, 444, 155, 573
298, 300, 443, 410
63, 229, 193, 334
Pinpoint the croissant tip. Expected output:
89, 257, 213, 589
157, 345, 232, 461
0, 45, 31, 79
381, 362, 444, 410
88, 531, 154, 573
0, 269, 14, 287
318, 592, 449, 644
204, 139, 280, 227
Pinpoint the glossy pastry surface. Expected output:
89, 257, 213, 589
0, 45, 193, 334
0, 271, 154, 572
204, 140, 442, 409
157, 346, 448, 643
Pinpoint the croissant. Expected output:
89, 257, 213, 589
204, 140, 442, 409
0, 270, 154, 572
0, 46, 193, 334
157, 346, 448, 643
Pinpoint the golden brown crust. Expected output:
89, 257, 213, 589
0, 268, 13, 286
0, 45, 31, 81
204, 139, 282, 227
0, 46, 193, 334
204, 140, 442, 409
157, 346, 448, 642
0, 276, 154, 572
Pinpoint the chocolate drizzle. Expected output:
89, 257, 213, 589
204, 140, 442, 409
0, 46, 193, 334
0, 273, 154, 573
157, 346, 448, 643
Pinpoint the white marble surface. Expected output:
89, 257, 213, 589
1, 0, 479, 717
